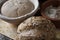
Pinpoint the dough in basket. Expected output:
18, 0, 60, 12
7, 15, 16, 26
1, 0, 34, 17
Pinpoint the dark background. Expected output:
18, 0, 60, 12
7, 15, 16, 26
35, 0, 47, 16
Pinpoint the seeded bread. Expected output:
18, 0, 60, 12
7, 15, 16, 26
17, 16, 56, 40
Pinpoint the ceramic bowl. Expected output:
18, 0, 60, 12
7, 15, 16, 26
0, 0, 39, 25
41, 0, 60, 28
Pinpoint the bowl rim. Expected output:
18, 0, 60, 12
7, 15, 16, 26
0, 0, 39, 20
41, 0, 60, 21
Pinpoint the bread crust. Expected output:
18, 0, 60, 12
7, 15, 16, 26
17, 16, 56, 40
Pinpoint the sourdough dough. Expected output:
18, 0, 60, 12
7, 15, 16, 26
0, 0, 7, 10
1, 0, 34, 17
17, 16, 56, 40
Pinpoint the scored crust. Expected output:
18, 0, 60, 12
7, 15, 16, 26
17, 16, 56, 40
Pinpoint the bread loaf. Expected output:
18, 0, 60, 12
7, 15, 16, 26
17, 16, 56, 40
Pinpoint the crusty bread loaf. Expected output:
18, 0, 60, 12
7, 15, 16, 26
0, 19, 18, 40
17, 16, 56, 40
